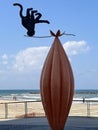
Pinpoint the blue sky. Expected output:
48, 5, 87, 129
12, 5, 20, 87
0, 0, 98, 90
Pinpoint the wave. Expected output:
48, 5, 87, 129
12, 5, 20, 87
0, 89, 98, 102
0, 93, 41, 101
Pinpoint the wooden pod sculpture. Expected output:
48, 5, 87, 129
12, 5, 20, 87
40, 30, 74, 130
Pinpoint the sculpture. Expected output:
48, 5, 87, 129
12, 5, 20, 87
13, 3, 50, 36
13, 2, 75, 129
40, 30, 74, 130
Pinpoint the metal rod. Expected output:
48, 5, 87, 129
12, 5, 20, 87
87, 102, 90, 117
24, 102, 28, 117
5, 103, 8, 119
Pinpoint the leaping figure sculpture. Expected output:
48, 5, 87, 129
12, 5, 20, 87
13, 3, 50, 36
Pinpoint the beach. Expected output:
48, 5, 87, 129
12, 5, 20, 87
0, 99, 98, 119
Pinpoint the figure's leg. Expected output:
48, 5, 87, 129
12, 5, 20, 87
35, 13, 50, 24
26, 8, 32, 18
35, 13, 42, 21
31, 10, 38, 21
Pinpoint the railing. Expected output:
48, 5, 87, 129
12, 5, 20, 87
0, 100, 98, 119
70, 99, 98, 117
0, 101, 45, 119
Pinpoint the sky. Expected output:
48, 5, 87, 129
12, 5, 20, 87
0, 0, 98, 90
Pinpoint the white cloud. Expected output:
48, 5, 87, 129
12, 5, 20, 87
0, 40, 90, 73
63, 41, 90, 55
12, 46, 49, 72
1, 54, 8, 60
1, 54, 8, 65
0, 40, 91, 89
2, 60, 8, 65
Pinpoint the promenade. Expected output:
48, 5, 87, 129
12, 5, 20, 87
0, 100, 98, 129
0, 116, 98, 130
0, 100, 98, 119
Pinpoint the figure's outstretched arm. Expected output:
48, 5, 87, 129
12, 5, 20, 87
35, 13, 50, 24
36, 20, 50, 24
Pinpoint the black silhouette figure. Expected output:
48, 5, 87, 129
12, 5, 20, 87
13, 3, 50, 36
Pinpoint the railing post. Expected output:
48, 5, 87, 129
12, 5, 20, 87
24, 101, 28, 117
87, 101, 90, 117
5, 103, 8, 119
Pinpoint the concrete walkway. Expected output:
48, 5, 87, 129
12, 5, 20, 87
0, 116, 98, 130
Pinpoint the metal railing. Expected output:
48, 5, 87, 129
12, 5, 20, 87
0, 101, 45, 119
0, 100, 98, 119
70, 99, 98, 117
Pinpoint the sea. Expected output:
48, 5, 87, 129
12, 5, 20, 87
0, 89, 98, 102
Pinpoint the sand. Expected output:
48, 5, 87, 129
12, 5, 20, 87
0, 100, 98, 119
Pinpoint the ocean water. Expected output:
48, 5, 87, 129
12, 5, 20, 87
0, 90, 40, 101
0, 89, 98, 101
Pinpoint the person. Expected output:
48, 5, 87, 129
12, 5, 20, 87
13, 96, 17, 101
83, 97, 85, 103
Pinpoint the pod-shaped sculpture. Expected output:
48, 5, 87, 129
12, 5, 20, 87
40, 30, 74, 130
